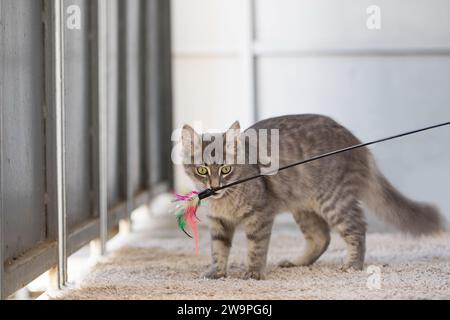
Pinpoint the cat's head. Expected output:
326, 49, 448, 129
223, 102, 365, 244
181, 121, 253, 199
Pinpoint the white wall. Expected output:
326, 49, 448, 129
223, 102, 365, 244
172, 0, 450, 222
171, 0, 254, 190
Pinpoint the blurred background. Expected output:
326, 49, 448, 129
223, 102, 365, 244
1, 0, 449, 299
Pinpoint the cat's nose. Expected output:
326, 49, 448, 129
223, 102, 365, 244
210, 177, 221, 189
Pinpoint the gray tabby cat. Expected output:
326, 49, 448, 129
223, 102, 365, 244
181, 114, 443, 280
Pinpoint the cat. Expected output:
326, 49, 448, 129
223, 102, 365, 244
181, 114, 444, 280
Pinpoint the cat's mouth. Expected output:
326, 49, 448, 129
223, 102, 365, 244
209, 189, 225, 199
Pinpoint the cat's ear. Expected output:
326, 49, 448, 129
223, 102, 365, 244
227, 121, 241, 140
229, 121, 240, 132
225, 121, 241, 157
181, 124, 202, 161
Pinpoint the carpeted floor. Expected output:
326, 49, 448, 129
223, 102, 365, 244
58, 212, 450, 300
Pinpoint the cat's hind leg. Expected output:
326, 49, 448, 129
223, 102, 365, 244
328, 200, 366, 271
278, 210, 330, 268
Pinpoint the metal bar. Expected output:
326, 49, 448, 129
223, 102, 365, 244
53, 0, 67, 289
97, 0, 108, 254
0, 0, 5, 300
43, 0, 59, 292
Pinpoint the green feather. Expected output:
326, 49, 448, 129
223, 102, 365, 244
176, 209, 186, 230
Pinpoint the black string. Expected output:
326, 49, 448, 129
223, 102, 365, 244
197, 121, 450, 200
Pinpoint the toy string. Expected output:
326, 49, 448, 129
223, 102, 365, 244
197, 121, 450, 200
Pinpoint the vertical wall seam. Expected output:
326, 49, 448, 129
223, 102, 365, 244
243, 0, 258, 122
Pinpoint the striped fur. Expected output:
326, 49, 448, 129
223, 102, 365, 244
182, 114, 444, 279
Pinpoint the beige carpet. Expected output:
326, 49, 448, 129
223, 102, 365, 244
59, 213, 450, 300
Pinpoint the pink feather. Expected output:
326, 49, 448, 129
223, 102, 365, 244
185, 203, 199, 255
174, 191, 200, 255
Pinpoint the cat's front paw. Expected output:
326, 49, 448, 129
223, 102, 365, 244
339, 261, 364, 272
201, 267, 226, 280
242, 270, 265, 280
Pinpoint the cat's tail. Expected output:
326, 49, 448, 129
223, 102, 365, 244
363, 157, 445, 235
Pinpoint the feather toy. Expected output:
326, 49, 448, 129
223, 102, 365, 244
174, 191, 201, 255
174, 121, 450, 254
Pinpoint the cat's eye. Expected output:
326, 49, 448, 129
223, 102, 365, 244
196, 166, 208, 176
220, 165, 232, 175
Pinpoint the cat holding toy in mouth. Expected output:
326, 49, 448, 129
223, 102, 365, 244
180, 114, 444, 280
